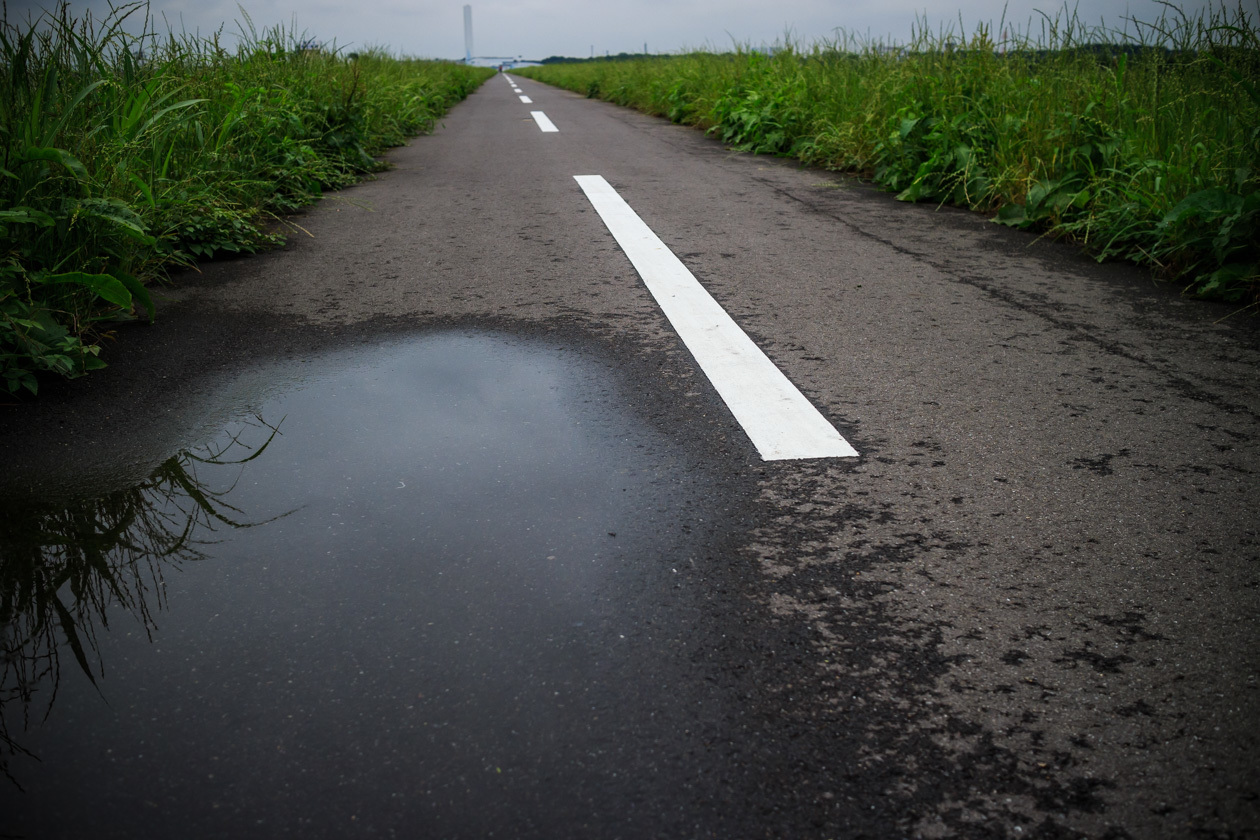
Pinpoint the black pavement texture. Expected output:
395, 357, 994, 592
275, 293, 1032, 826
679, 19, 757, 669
1, 74, 1257, 839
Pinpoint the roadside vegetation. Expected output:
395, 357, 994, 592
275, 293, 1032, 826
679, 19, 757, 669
0, 3, 492, 395
518, 4, 1259, 308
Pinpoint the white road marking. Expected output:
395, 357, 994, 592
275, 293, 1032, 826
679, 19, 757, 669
574, 175, 858, 461
531, 111, 558, 132
519, 95, 532, 103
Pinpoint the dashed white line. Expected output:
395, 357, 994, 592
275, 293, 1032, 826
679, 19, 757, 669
574, 175, 858, 461
531, 111, 558, 132
519, 95, 532, 103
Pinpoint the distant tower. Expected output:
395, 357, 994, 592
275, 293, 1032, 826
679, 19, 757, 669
463, 5, 473, 63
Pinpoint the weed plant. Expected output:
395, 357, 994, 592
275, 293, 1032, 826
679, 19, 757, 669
518, 4, 1259, 306
0, 2, 493, 394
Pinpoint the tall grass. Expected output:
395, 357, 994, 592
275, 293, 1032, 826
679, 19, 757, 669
0, 2, 493, 394
518, 3, 1259, 305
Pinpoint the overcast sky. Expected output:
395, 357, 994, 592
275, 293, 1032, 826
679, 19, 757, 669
4, 0, 1245, 59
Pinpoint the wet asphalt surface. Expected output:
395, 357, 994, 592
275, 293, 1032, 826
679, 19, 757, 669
1, 75, 1258, 839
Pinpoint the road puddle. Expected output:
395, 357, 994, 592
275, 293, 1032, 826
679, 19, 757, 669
0, 330, 732, 838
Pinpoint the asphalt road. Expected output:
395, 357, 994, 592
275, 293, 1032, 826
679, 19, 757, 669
2, 73, 1258, 839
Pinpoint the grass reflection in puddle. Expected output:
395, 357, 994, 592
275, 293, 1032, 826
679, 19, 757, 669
0, 330, 723, 838
0, 416, 283, 785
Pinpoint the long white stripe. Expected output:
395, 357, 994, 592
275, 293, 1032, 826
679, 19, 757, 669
519, 95, 533, 103
574, 175, 857, 460
531, 111, 558, 132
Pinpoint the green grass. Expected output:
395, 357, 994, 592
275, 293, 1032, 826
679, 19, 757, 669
0, 2, 493, 394
518, 3, 1259, 307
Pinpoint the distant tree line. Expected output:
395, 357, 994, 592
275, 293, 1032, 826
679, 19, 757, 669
541, 44, 1197, 65
540, 52, 660, 64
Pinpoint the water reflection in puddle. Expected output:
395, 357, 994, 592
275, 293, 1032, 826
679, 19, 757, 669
1, 331, 732, 838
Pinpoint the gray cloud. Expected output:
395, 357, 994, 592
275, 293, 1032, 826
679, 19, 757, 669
3, 0, 1240, 59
